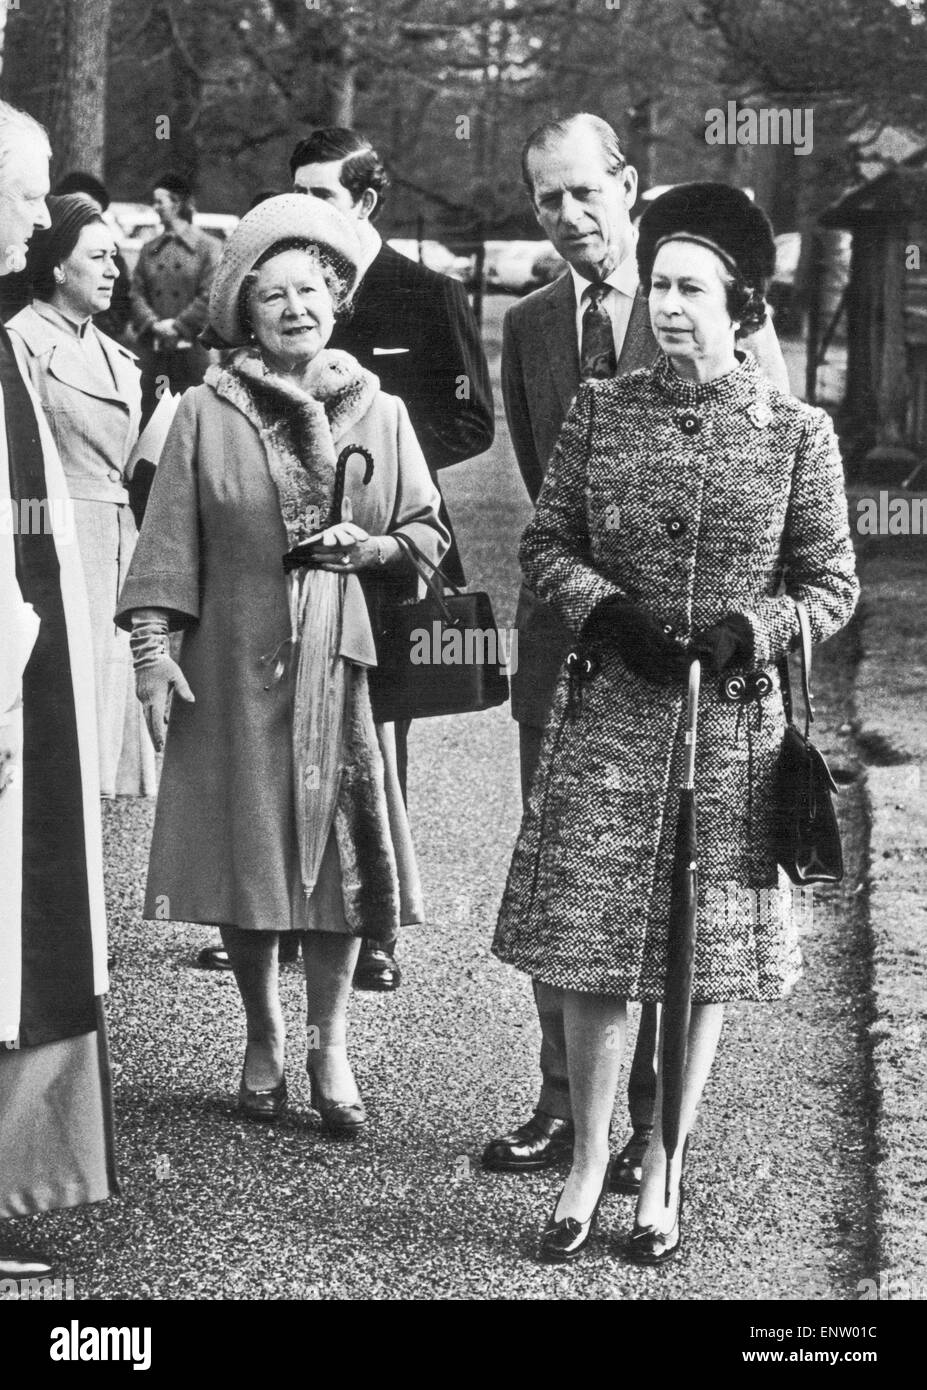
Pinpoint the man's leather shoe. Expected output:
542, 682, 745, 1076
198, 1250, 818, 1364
482, 1113, 574, 1172
197, 944, 232, 970
610, 1124, 653, 1194
353, 941, 401, 991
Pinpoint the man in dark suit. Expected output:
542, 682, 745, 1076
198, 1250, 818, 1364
483, 112, 790, 1188
291, 127, 495, 990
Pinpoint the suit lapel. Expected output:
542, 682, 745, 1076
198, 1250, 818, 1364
542, 273, 579, 417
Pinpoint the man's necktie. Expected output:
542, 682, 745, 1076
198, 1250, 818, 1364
580, 284, 617, 379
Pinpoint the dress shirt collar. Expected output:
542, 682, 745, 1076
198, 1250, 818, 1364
357, 225, 382, 280
32, 298, 94, 340
569, 244, 640, 309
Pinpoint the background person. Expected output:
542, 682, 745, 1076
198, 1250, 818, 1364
129, 171, 220, 420
0, 100, 118, 1281
8, 194, 156, 798
290, 127, 495, 992
115, 196, 449, 1135
493, 182, 858, 1263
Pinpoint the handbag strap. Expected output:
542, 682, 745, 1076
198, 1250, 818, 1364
393, 532, 466, 599
778, 598, 814, 738
392, 533, 458, 627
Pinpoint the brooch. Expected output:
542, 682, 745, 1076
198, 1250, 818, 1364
746, 403, 772, 429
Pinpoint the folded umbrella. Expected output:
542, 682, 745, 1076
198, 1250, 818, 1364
661, 656, 701, 1205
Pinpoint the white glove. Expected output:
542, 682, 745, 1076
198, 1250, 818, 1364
130, 610, 194, 752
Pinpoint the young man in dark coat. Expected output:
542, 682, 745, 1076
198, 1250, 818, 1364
484, 112, 790, 1191
292, 127, 495, 991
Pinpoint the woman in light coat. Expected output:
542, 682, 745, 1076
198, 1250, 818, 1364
7, 194, 156, 797
493, 184, 859, 1264
116, 196, 448, 1135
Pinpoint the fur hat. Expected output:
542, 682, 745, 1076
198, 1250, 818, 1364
636, 183, 776, 291
206, 194, 361, 349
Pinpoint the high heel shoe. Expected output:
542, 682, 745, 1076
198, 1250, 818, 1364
308, 1072, 367, 1140
538, 1160, 612, 1264
628, 1179, 684, 1265
237, 1069, 287, 1122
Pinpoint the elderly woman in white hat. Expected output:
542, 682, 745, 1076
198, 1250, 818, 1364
116, 195, 448, 1135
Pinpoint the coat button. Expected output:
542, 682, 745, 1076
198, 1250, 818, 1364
665, 516, 687, 538
108, 468, 121, 483
677, 412, 701, 434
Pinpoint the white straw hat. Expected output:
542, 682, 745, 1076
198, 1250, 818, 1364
206, 194, 361, 348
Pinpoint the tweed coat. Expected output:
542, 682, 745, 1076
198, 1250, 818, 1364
115, 349, 449, 936
493, 351, 859, 1002
502, 270, 792, 727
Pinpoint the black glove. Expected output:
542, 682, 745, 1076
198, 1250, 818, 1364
690, 613, 754, 674
585, 597, 690, 686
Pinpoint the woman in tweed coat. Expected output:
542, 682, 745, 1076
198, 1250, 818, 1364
493, 184, 858, 1264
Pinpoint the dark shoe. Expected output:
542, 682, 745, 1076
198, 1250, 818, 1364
0, 1253, 54, 1279
610, 1124, 653, 1195
278, 935, 300, 965
539, 1161, 612, 1264
482, 1113, 574, 1173
237, 1070, 287, 1122
308, 1073, 367, 1139
197, 944, 232, 971
353, 941, 401, 991
627, 1180, 684, 1266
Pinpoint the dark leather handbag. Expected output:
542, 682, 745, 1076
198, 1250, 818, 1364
366, 534, 510, 722
774, 600, 843, 884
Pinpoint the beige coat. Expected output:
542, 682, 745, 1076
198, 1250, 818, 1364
116, 352, 449, 935
7, 304, 157, 796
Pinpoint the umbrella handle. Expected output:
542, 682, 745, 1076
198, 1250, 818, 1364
683, 658, 701, 789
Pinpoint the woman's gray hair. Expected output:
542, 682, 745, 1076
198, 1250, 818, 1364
0, 101, 51, 181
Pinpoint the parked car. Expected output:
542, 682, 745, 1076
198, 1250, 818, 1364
108, 202, 239, 273
484, 240, 565, 294
387, 238, 473, 283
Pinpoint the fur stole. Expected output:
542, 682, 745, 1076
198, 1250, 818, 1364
206, 347, 379, 545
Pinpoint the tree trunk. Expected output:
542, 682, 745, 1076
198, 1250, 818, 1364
51, 0, 114, 177
0, 0, 9, 79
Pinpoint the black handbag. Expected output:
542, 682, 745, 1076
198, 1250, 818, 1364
366, 534, 510, 722
774, 600, 843, 884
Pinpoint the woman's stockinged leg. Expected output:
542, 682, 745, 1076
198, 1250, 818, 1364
303, 931, 363, 1103
556, 991, 627, 1221
219, 925, 286, 1090
635, 1002, 725, 1230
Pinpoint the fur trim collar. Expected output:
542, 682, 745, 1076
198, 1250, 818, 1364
206, 347, 378, 545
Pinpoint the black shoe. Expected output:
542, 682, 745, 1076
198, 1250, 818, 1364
0, 1252, 54, 1279
236, 1070, 287, 1122
610, 1124, 653, 1195
353, 941, 401, 992
482, 1113, 574, 1173
278, 935, 300, 965
308, 1073, 367, 1139
627, 1180, 684, 1265
539, 1161, 612, 1264
197, 944, 232, 971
